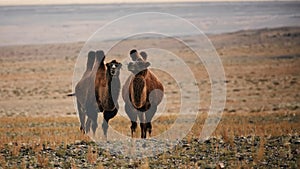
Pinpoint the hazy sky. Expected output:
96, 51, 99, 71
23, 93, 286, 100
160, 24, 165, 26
0, 0, 287, 6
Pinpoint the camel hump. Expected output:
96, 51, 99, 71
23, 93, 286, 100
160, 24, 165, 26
95, 50, 105, 67
88, 51, 96, 61
96, 50, 105, 59
88, 51, 96, 57
86, 51, 96, 70
131, 77, 147, 108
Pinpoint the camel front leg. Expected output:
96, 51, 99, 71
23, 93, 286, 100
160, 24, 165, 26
102, 108, 118, 138
138, 112, 147, 139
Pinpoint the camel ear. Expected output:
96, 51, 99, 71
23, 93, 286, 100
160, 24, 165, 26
140, 51, 147, 60
129, 49, 138, 61
105, 62, 110, 68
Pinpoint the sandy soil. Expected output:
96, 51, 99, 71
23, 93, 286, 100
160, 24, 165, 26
0, 26, 299, 118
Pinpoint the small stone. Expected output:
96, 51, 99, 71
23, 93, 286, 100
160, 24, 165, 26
284, 142, 291, 146
218, 162, 225, 168
182, 144, 190, 148
294, 139, 300, 144
262, 161, 268, 165
75, 140, 81, 144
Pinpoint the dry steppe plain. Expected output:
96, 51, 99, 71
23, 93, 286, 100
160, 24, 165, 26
0, 27, 299, 168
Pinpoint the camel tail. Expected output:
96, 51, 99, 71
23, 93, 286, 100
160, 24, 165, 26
67, 93, 75, 97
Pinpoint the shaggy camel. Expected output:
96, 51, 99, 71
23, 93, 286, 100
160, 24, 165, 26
86, 56, 122, 137
68, 50, 122, 136
122, 49, 164, 138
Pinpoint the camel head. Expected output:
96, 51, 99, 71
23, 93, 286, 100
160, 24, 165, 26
128, 49, 150, 74
106, 60, 122, 77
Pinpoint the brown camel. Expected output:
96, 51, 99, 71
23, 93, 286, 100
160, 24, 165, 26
122, 49, 164, 138
86, 55, 122, 137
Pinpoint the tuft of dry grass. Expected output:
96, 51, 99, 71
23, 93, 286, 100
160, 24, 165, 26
37, 153, 49, 168
140, 158, 150, 169
255, 137, 265, 163
87, 146, 97, 164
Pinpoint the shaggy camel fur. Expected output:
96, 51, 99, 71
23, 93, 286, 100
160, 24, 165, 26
68, 50, 122, 136
122, 49, 164, 138
87, 56, 122, 137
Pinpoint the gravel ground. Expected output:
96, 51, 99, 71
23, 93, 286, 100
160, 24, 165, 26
1, 135, 299, 168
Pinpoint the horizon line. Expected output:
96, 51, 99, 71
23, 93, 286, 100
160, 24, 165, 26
0, 0, 296, 6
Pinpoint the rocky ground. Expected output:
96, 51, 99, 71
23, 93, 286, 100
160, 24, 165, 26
0, 135, 299, 168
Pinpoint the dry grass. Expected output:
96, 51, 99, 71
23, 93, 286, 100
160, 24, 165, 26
0, 111, 298, 168
0, 116, 89, 151
0, 110, 299, 150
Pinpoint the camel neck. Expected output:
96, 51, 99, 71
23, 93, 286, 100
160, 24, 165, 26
106, 71, 112, 83
105, 71, 120, 105
95, 60, 105, 71
106, 71, 119, 82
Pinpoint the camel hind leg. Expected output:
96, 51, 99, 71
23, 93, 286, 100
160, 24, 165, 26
76, 100, 86, 133
91, 113, 98, 135
85, 105, 99, 135
145, 89, 163, 137
145, 105, 157, 137
125, 103, 137, 138
85, 113, 98, 135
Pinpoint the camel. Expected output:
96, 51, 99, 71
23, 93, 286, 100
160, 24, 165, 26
68, 50, 122, 137
86, 56, 122, 137
122, 49, 164, 138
